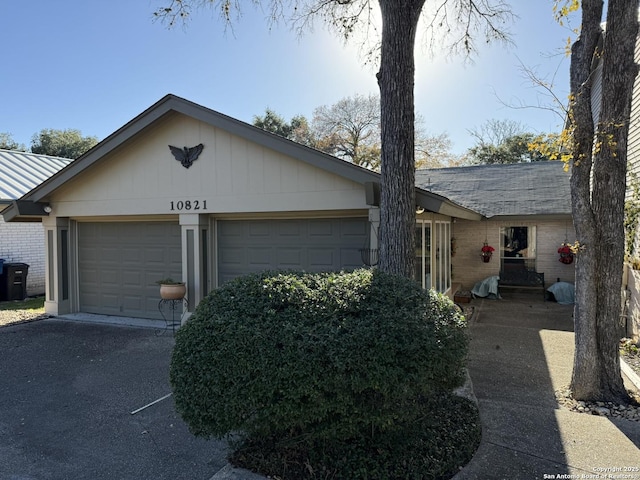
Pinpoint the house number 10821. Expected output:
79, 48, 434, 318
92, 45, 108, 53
170, 200, 208, 211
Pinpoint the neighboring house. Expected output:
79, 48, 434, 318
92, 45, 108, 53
0, 150, 73, 296
2, 95, 479, 321
587, 25, 640, 338
619, 30, 640, 338
417, 162, 576, 292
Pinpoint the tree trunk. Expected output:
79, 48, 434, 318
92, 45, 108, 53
376, 0, 425, 278
570, 0, 639, 403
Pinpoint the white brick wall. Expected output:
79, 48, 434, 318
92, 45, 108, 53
451, 218, 576, 291
0, 217, 45, 296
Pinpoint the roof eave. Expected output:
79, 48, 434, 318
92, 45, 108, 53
482, 212, 573, 221
1, 200, 50, 222
415, 190, 482, 220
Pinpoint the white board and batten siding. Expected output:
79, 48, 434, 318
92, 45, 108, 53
48, 114, 368, 218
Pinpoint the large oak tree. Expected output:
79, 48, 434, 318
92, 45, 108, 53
566, 0, 639, 402
154, 0, 512, 277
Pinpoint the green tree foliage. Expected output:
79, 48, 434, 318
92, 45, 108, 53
253, 108, 293, 138
467, 119, 554, 164
468, 132, 553, 164
253, 109, 316, 147
153, 0, 513, 278
30, 128, 98, 159
0, 132, 27, 151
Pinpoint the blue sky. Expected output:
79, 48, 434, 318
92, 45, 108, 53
1, 1, 579, 155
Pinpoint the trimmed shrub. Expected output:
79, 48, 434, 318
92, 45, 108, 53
170, 269, 469, 444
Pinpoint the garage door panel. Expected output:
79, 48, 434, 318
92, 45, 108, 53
276, 248, 302, 268
144, 247, 167, 264
100, 269, 120, 288
100, 247, 122, 263
341, 248, 363, 269
122, 270, 143, 287
219, 247, 245, 267
249, 222, 270, 237
121, 247, 142, 263
278, 222, 301, 237
122, 294, 144, 311
218, 218, 367, 283
100, 293, 119, 308
248, 248, 272, 267
221, 221, 243, 237
342, 219, 367, 237
78, 222, 181, 319
308, 249, 335, 268
309, 220, 333, 236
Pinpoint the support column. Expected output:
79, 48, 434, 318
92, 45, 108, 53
368, 207, 380, 249
180, 214, 210, 314
43, 216, 71, 316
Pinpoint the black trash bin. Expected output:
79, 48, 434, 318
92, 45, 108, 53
0, 263, 29, 301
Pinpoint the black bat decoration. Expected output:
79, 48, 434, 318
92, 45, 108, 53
169, 143, 204, 169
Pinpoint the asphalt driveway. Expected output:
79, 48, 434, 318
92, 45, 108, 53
0, 318, 228, 480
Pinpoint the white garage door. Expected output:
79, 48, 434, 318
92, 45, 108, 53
217, 218, 368, 284
78, 222, 182, 319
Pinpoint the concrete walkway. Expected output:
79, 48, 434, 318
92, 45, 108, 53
454, 292, 640, 479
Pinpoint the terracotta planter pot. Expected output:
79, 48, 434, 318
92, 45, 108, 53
159, 283, 186, 300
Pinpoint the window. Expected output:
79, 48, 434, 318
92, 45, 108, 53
500, 226, 536, 271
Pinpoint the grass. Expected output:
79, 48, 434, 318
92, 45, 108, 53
0, 296, 45, 311
230, 393, 481, 480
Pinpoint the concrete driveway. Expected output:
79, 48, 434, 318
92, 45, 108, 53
0, 318, 228, 480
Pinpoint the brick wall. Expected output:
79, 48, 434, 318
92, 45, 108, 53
451, 218, 576, 291
0, 217, 45, 296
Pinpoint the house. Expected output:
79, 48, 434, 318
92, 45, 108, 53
2, 94, 577, 323
416, 162, 576, 292
0, 150, 73, 296
2, 94, 480, 321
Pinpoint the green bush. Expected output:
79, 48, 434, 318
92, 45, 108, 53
170, 269, 469, 447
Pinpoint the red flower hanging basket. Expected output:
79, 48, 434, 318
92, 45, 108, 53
558, 244, 574, 265
481, 243, 495, 263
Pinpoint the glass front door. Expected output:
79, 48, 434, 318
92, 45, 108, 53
415, 219, 451, 293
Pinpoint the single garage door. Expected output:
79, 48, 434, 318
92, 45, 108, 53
78, 222, 182, 319
217, 218, 368, 284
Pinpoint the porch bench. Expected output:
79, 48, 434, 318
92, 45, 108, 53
499, 268, 545, 300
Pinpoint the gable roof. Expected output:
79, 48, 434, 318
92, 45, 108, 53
415, 162, 572, 218
0, 149, 72, 202
3, 94, 481, 222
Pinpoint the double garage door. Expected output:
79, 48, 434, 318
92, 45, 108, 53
78, 218, 368, 319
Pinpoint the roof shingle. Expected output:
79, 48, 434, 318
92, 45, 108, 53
415, 162, 572, 218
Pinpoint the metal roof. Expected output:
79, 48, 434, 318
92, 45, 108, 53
415, 162, 572, 218
0, 149, 72, 201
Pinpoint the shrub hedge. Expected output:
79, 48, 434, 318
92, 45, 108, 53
170, 269, 469, 448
